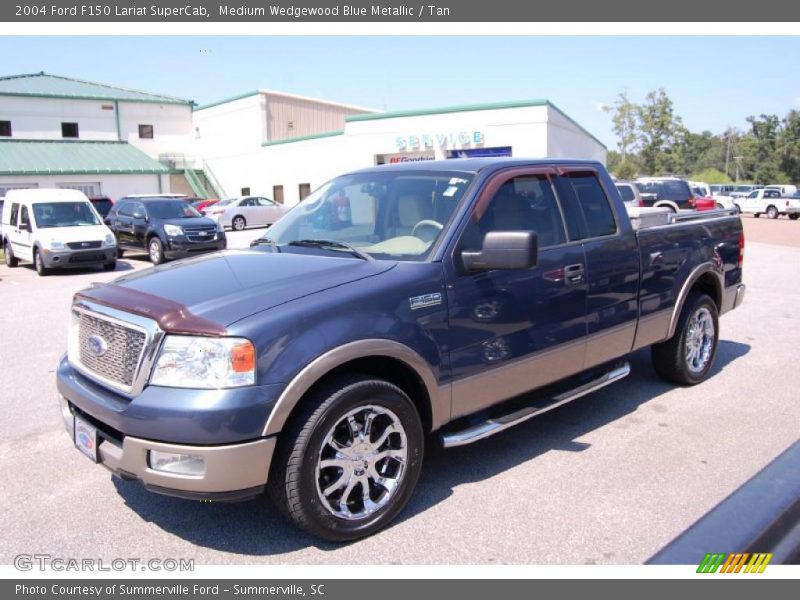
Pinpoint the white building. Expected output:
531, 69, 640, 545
199, 98, 607, 206
0, 72, 201, 199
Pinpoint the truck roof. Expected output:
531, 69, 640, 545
348, 157, 604, 176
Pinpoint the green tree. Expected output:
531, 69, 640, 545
638, 88, 683, 175
690, 168, 731, 184
746, 114, 782, 183
603, 91, 639, 161
778, 110, 800, 182
614, 160, 638, 180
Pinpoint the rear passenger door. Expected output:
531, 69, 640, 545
552, 168, 640, 369
445, 168, 589, 419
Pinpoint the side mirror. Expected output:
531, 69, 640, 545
461, 231, 538, 273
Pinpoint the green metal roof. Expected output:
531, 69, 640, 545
0, 72, 192, 105
262, 130, 344, 147
345, 99, 550, 122
0, 140, 169, 175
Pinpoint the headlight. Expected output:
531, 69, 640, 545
48, 240, 65, 250
150, 336, 255, 389
163, 224, 183, 237
103, 233, 116, 247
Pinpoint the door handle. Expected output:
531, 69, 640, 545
564, 263, 585, 285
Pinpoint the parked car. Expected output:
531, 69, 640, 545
729, 184, 764, 199
615, 181, 644, 208
193, 198, 219, 213
635, 177, 695, 211
1, 188, 117, 275
88, 195, 114, 218
787, 193, 800, 220
688, 181, 711, 198
204, 195, 289, 231
765, 184, 798, 197
58, 158, 745, 541
710, 184, 736, 196
105, 196, 226, 264
735, 188, 799, 219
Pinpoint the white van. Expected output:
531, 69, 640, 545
1, 189, 117, 276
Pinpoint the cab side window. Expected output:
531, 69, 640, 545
461, 174, 567, 252
19, 205, 30, 228
9, 202, 19, 226
117, 201, 134, 217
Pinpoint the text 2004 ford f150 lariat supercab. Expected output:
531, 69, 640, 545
57, 159, 746, 540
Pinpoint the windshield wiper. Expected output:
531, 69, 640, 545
250, 237, 281, 252
287, 239, 372, 261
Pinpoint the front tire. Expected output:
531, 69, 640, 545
4, 242, 18, 267
103, 261, 117, 272
766, 205, 779, 219
651, 293, 719, 385
148, 237, 165, 265
232, 216, 246, 231
34, 248, 49, 276
268, 376, 424, 542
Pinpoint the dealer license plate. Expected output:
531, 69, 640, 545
74, 416, 99, 462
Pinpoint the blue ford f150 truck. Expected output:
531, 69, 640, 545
57, 159, 746, 541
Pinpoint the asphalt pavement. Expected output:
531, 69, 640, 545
0, 223, 797, 564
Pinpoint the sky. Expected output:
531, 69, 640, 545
2, 35, 799, 149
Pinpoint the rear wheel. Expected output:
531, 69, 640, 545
4, 241, 18, 267
268, 375, 424, 542
232, 216, 246, 231
34, 248, 48, 276
148, 237, 165, 265
652, 293, 719, 385
767, 205, 779, 219
103, 261, 117, 272
789, 214, 799, 221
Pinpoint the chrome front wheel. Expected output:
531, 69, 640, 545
315, 405, 408, 521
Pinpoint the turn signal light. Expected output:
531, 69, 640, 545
231, 341, 255, 373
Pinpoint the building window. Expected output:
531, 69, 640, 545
299, 183, 311, 201
240, 187, 251, 196
0, 183, 37, 196
61, 122, 79, 138
273, 185, 284, 204
138, 124, 154, 139
0, 120, 11, 137
58, 183, 101, 197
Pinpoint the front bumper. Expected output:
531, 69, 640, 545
60, 396, 275, 500
41, 247, 116, 268
164, 237, 226, 259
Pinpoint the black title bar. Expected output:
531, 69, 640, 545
5, 0, 800, 22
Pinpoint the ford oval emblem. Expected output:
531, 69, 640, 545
86, 335, 108, 358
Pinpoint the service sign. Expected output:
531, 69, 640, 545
395, 130, 485, 151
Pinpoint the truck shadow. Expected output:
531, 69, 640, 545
113, 339, 750, 556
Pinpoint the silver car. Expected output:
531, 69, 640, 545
615, 181, 644, 208
204, 196, 289, 231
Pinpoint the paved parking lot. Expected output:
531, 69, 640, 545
0, 222, 798, 564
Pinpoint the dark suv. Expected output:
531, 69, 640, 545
106, 197, 226, 264
635, 177, 695, 211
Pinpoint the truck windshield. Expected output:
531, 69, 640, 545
262, 170, 474, 261
32, 202, 100, 228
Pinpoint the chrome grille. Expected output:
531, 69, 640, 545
183, 225, 217, 242
76, 311, 146, 388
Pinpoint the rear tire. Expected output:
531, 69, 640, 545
232, 216, 246, 231
268, 375, 424, 542
651, 293, 719, 386
789, 214, 799, 221
4, 241, 18, 267
34, 248, 48, 276
103, 261, 117, 272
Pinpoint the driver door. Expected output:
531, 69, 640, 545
444, 168, 588, 419
15, 205, 34, 262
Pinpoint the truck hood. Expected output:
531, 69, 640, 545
77, 249, 396, 330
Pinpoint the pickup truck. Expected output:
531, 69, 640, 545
57, 159, 746, 541
735, 188, 800, 219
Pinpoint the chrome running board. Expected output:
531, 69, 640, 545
440, 362, 631, 448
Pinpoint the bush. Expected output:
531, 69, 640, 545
690, 168, 731, 184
